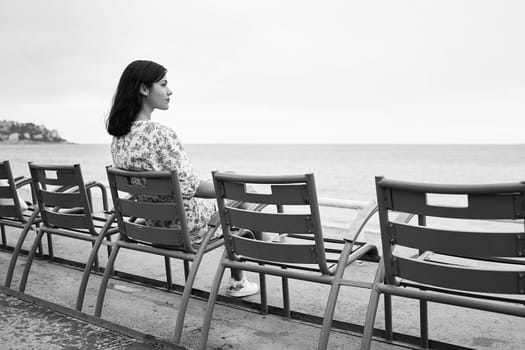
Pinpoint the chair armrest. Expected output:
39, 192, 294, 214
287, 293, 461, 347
59, 181, 109, 212
13, 176, 36, 207
343, 200, 378, 242
85, 181, 109, 212
14, 176, 32, 189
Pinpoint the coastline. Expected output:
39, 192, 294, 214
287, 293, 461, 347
0, 141, 75, 145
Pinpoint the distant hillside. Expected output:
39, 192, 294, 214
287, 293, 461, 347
0, 120, 67, 143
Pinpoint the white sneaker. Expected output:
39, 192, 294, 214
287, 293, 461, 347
225, 276, 259, 297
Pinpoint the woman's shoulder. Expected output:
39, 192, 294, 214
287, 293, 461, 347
133, 120, 175, 135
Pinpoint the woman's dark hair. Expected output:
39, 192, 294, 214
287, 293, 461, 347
106, 60, 167, 136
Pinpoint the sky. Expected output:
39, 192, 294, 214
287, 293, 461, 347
1, 0, 524, 144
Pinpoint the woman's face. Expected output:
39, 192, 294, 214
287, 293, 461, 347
144, 74, 172, 110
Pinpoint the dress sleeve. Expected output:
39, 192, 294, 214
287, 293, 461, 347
154, 123, 200, 198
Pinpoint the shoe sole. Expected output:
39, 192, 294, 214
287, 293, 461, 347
225, 288, 259, 298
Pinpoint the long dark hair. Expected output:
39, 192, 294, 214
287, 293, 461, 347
106, 60, 167, 137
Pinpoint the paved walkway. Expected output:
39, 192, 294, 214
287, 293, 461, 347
0, 287, 181, 350
1, 225, 524, 349
0, 250, 404, 350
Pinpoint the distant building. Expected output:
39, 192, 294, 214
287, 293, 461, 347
8, 133, 19, 142
0, 120, 67, 143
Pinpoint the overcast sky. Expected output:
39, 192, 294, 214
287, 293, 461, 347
1, 1, 523, 144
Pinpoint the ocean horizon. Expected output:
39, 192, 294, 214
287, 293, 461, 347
3, 142, 525, 243
3, 143, 525, 199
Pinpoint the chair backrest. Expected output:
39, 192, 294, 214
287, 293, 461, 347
29, 163, 96, 233
213, 171, 332, 274
375, 176, 525, 294
0, 160, 27, 221
106, 166, 194, 251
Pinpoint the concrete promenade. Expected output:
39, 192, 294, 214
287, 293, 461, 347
0, 226, 523, 349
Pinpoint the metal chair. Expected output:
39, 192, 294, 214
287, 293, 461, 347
1, 160, 47, 287
200, 172, 379, 350
95, 166, 227, 343
5, 163, 118, 312
361, 177, 525, 349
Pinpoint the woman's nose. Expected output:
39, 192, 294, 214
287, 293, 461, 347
168, 89, 173, 96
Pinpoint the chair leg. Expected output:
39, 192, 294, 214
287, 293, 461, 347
36, 238, 44, 259
384, 294, 393, 342
76, 231, 114, 311
18, 228, 46, 292
4, 209, 39, 287
360, 259, 385, 350
164, 256, 173, 291
105, 235, 112, 258
318, 281, 340, 350
1, 224, 6, 249
259, 267, 268, 314
282, 275, 290, 318
199, 251, 227, 350
94, 244, 121, 317
46, 232, 54, 261
34, 221, 47, 259
183, 260, 190, 281
318, 241, 355, 350
420, 300, 429, 348
173, 232, 214, 343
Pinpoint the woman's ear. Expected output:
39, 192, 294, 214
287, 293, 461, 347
139, 84, 149, 97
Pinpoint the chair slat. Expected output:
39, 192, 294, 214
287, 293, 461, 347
34, 168, 78, 186
41, 190, 83, 208
114, 175, 175, 195
119, 198, 180, 221
221, 181, 309, 205
0, 161, 12, 178
0, 205, 18, 218
0, 186, 15, 198
391, 222, 524, 257
44, 210, 90, 229
397, 257, 525, 294
227, 207, 312, 234
231, 235, 317, 264
123, 221, 184, 246
389, 189, 522, 220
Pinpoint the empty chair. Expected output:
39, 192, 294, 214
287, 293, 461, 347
0, 160, 36, 245
95, 166, 230, 343
1, 160, 48, 287
200, 172, 379, 350
361, 177, 525, 349
5, 163, 118, 311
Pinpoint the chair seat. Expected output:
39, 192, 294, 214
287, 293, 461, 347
0, 206, 41, 227
237, 237, 378, 273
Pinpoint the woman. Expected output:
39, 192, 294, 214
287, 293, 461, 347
106, 60, 258, 298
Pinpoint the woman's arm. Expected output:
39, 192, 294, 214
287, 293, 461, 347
195, 179, 216, 198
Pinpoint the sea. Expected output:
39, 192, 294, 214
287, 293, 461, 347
2, 143, 525, 237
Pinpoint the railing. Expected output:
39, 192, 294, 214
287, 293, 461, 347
318, 197, 370, 210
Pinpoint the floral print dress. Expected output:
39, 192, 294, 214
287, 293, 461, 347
111, 120, 217, 245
